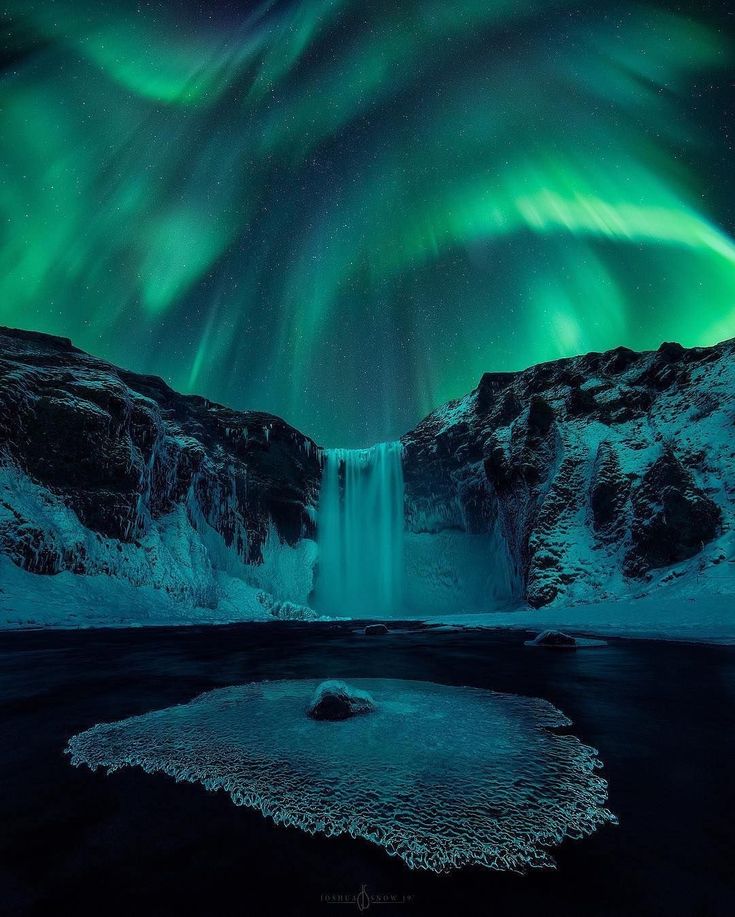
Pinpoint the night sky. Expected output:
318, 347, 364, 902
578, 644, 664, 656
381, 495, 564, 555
1, 1, 734, 446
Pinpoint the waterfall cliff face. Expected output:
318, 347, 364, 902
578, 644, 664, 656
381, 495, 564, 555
315, 442, 404, 618
5, 327, 730, 627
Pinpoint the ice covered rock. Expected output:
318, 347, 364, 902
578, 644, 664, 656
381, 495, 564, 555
267, 600, 320, 622
524, 631, 608, 649
306, 680, 376, 720
525, 630, 577, 648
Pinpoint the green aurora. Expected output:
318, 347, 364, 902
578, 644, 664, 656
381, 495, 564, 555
1, 0, 734, 445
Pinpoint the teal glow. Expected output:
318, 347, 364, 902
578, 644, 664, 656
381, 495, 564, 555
1, 1, 733, 445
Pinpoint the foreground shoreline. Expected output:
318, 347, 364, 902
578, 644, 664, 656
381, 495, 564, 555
2, 623, 733, 916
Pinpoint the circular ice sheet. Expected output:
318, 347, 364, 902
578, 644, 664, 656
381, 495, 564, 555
65, 679, 616, 873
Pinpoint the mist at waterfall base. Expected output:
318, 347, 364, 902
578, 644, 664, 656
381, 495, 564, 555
2, 0, 735, 447
313, 443, 515, 618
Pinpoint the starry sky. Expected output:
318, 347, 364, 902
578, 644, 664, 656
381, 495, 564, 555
1, 1, 734, 446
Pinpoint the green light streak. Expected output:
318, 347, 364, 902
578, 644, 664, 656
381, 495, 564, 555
0, 0, 733, 445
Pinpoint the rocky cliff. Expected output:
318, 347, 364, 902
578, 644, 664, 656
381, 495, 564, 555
0, 327, 321, 626
402, 339, 734, 608
2, 326, 734, 626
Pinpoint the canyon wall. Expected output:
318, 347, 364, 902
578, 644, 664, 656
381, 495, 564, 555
0, 327, 321, 625
402, 339, 733, 607
2, 325, 733, 625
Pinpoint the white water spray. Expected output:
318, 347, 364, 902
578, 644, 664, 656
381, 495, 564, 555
315, 442, 404, 618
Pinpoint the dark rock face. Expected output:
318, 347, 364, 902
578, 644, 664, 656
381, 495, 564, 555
590, 442, 629, 542
0, 327, 320, 598
364, 623, 389, 635
306, 680, 376, 720
402, 337, 734, 608
626, 449, 721, 576
527, 395, 555, 438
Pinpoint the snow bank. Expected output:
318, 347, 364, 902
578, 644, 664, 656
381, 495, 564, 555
421, 583, 735, 644
0, 463, 318, 629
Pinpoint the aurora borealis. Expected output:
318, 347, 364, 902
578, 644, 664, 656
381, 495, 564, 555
1, 1, 734, 445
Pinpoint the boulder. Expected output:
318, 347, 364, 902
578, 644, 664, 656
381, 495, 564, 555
306, 680, 376, 720
525, 630, 577, 648
364, 623, 389, 635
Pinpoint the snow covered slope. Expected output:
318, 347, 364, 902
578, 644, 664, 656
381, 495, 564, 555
0, 327, 321, 627
2, 326, 734, 632
402, 339, 735, 610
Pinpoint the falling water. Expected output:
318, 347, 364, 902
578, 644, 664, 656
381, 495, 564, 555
315, 442, 405, 618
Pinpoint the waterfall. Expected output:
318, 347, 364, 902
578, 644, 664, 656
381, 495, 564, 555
315, 442, 405, 618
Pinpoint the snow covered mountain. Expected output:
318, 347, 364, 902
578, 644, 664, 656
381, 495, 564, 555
1, 325, 734, 629
0, 327, 320, 626
402, 339, 735, 609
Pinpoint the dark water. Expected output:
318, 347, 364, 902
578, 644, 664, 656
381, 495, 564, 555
1, 623, 734, 917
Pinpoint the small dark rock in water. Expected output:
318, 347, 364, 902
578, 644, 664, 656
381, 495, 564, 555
526, 630, 577, 648
307, 680, 376, 720
364, 623, 389, 636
